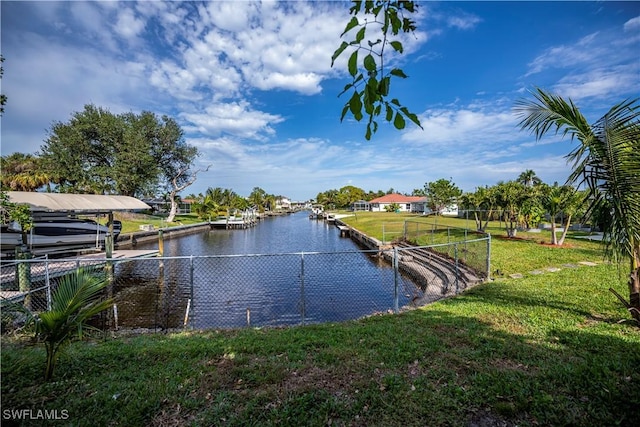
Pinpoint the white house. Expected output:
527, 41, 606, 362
368, 194, 427, 213
275, 196, 292, 210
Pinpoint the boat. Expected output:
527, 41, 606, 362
309, 204, 324, 219
1, 215, 122, 254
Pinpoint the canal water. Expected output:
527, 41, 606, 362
114, 211, 416, 329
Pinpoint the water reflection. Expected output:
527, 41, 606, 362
114, 212, 415, 329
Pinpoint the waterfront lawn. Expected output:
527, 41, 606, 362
340, 212, 605, 276
113, 212, 203, 234
2, 263, 639, 426
3, 212, 638, 426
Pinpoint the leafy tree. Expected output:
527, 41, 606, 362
517, 169, 542, 187
332, 0, 422, 140
14, 268, 112, 380
494, 180, 527, 237
152, 115, 204, 222
385, 202, 400, 212
460, 190, 486, 231
540, 184, 584, 245
424, 178, 462, 215
516, 88, 640, 323
264, 194, 277, 212
337, 185, 366, 208
231, 194, 249, 212
196, 187, 249, 218
517, 184, 544, 230
248, 187, 268, 212
477, 186, 498, 231
0, 153, 51, 191
40, 105, 200, 203
0, 191, 11, 224
191, 194, 219, 220
0, 190, 32, 245
316, 189, 339, 209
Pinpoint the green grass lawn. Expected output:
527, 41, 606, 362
111, 212, 205, 234
2, 212, 638, 426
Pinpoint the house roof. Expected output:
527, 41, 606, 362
369, 194, 426, 204
6, 191, 151, 213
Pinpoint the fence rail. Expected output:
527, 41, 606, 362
1, 234, 490, 334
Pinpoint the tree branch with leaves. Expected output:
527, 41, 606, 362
332, 0, 422, 140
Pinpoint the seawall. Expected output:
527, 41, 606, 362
116, 222, 212, 248
334, 219, 391, 252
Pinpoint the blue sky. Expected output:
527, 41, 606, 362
1, 1, 639, 201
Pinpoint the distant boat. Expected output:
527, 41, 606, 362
1, 215, 122, 254
309, 204, 324, 219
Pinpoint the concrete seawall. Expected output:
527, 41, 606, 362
116, 222, 212, 249
334, 219, 391, 252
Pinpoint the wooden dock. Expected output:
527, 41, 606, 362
337, 225, 351, 237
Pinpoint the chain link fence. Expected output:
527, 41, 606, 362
1, 236, 490, 334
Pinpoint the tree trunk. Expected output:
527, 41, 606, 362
550, 220, 558, 245
167, 190, 178, 223
557, 214, 572, 246
482, 209, 493, 231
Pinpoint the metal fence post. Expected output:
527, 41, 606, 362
454, 243, 459, 293
189, 255, 194, 328
45, 254, 51, 311
16, 246, 32, 310
300, 252, 306, 325
105, 234, 114, 299
486, 234, 492, 281
393, 247, 399, 313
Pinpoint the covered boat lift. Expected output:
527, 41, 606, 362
5, 191, 151, 214
2, 191, 152, 256
1, 192, 155, 305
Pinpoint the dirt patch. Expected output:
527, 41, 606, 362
494, 234, 576, 248
466, 408, 517, 427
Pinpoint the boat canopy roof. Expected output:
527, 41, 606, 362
6, 191, 151, 214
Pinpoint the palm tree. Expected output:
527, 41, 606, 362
517, 169, 542, 187
495, 180, 527, 237
516, 88, 640, 324
15, 268, 112, 380
0, 153, 51, 191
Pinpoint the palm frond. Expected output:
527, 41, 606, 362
516, 88, 640, 265
514, 87, 593, 143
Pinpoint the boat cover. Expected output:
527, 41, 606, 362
6, 192, 151, 213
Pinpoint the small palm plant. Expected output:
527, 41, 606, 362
20, 268, 112, 380
516, 89, 640, 324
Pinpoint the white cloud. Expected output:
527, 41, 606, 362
525, 33, 602, 77
553, 66, 639, 101
402, 107, 519, 146
623, 15, 640, 32
180, 102, 284, 140
114, 8, 146, 40
447, 14, 482, 30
